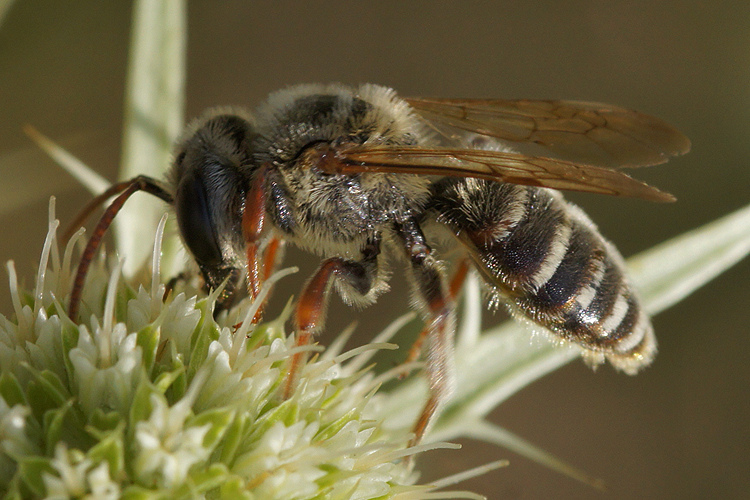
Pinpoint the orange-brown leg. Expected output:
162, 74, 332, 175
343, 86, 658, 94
402, 258, 470, 368
409, 308, 454, 447
283, 237, 382, 398
283, 258, 340, 398
68, 175, 172, 321
256, 236, 284, 315
261, 237, 284, 282
242, 170, 266, 302
229, 235, 283, 331
394, 218, 457, 446
241, 168, 284, 324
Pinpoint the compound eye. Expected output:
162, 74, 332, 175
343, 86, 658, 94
175, 172, 224, 267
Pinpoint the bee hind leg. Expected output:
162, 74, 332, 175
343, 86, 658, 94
402, 258, 470, 372
394, 218, 457, 446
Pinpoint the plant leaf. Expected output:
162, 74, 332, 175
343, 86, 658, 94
117, 0, 186, 276
22, 126, 111, 196
460, 419, 604, 489
629, 202, 750, 314
0, 0, 15, 29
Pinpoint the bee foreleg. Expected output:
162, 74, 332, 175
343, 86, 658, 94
241, 168, 287, 322
394, 218, 456, 445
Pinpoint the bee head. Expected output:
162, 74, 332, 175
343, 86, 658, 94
170, 111, 257, 292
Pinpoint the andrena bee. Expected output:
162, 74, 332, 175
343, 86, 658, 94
67, 83, 690, 443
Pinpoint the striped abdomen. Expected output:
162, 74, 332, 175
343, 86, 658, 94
430, 177, 656, 374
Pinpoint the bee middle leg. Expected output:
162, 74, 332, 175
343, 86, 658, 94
283, 236, 382, 398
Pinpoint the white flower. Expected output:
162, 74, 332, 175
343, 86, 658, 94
1, 196, 749, 497
42, 444, 120, 500
133, 391, 213, 487
0, 203, 508, 499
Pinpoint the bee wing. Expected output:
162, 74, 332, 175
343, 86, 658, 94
339, 146, 675, 202
405, 98, 691, 168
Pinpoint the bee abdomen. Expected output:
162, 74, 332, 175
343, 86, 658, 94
430, 178, 656, 374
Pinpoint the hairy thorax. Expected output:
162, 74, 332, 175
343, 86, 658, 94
273, 167, 431, 257
253, 83, 435, 258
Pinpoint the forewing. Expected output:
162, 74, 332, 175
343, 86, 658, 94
340, 146, 675, 202
405, 98, 691, 168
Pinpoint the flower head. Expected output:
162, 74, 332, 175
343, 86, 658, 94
0, 200, 493, 499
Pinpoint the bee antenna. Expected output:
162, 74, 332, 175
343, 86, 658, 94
62, 176, 167, 243
68, 175, 173, 321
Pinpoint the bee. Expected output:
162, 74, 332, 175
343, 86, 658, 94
67, 83, 689, 444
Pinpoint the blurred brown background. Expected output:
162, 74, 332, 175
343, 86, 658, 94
1, 1, 749, 498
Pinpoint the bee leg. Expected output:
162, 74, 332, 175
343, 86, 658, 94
69, 175, 173, 321
261, 236, 285, 282
284, 237, 382, 399
241, 168, 286, 323
402, 258, 470, 370
394, 218, 456, 446
163, 271, 189, 302
227, 236, 284, 326
209, 267, 246, 315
